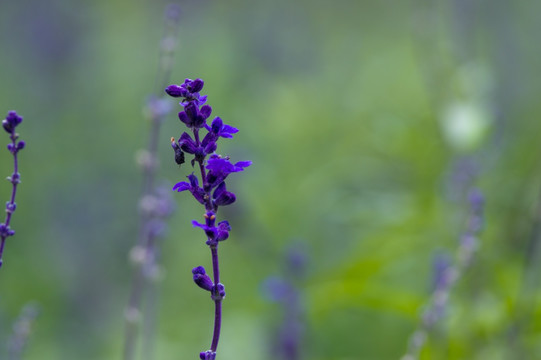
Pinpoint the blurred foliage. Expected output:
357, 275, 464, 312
1, 0, 541, 359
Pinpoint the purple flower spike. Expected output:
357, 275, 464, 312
167, 78, 251, 358
1, 110, 25, 269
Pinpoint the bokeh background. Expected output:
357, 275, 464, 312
1, 0, 541, 359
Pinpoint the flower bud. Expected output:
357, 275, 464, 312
192, 266, 214, 292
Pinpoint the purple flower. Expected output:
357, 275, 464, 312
178, 103, 212, 129
165, 78, 208, 106
205, 117, 239, 139
206, 155, 251, 189
191, 209, 231, 244
200, 117, 239, 156
177, 132, 197, 154
212, 182, 236, 206
0, 223, 15, 238
2, 111, 23, 134
216, 220, 231, 241
172, 173, 206, 205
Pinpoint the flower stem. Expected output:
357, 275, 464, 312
0, 131, 21, 268
210, 245, 222, 353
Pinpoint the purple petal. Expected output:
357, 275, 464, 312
218, 220, 231, 232
185, 103, 198, 121
204, 141, 217, 154
221, 124, 238, 134
192, 220, 206, 228
200, 105, 212, 119
191, 78, 204, 92
192, 266, 206, 275
178, 132, 197, 153
172, 182, 190, 192
187, 173, 199, 188
213, 182, 226, 199
234, 161, 252, 169
214, 191, 236, 206
211, 117, 223, 134
178, 111, 191, 126
198, 95, 208, 105
165, 84, 185, 97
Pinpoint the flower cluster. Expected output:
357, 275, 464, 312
166, 78, 250, 359
0, 110, 26, 268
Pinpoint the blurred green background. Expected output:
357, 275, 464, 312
1, 0, 541, 359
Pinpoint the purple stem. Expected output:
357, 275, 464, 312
210, 245, 222, 352
0, 131, 21, 268
193, 127, 223, 355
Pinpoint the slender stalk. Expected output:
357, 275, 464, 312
0, 149, 18, 263
210, 245, 222, 352
402, 189, 483, 360
0, 111, 25, 269
8, 302, 40, 360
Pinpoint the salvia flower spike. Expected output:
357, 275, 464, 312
166, 78, 251, 358
0, 110, 25, 269
402, 188, 485, 360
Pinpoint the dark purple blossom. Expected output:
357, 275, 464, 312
173, 173, 206, 205
177, 132, 197, 154
178, 103, 212, 129
2, 111, 23, 134
204, 117, 239, 139
212, 182, 236, 207
191, 211, 231, 245
206, 155, 251, 190
166, 78, 208, 107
